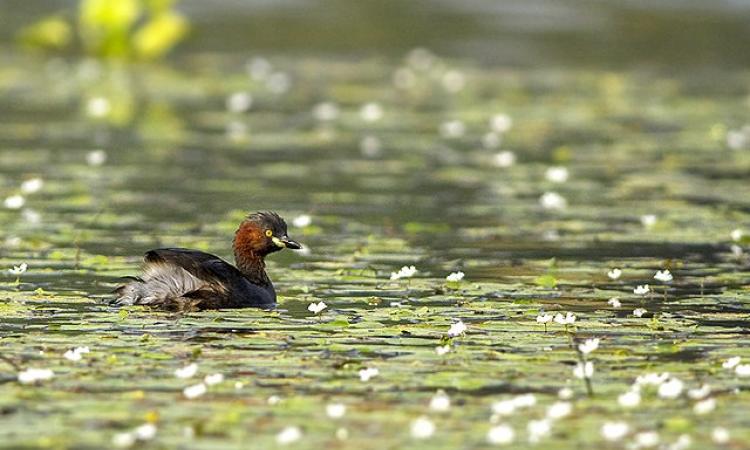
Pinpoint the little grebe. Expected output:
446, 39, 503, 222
114, 211, 301, 309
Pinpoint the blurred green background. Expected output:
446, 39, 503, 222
3, 0, 750, 68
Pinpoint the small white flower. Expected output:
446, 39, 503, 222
359, 367, 379, 382
407, 47, 432, 71
112, 432, 136, 448
578, 338, 599, 355
247, 57, 271, 80
410, 416, 435, 439
711, 427, 730, 444
4, 195, 25, 209
441, 70, 465, 93
86, 96, 111, 118
360, 102, 383, 122
607, 268, 622, 280
439, 120, 466, 138
527, 419, 551, 443
204, 373, 224, 385
445, 271, 465, 282
326, 403, 347, 419
292, 214, 312, 228
546, 402, 572, 420
447, 320, 467, 337
735, 364, 750, 377
234, 382, 244, 390
8, 263, 28, 275
17, 368, 54, 384
276, 426, 302, 445
492, 151, 516, 168
133, 423, 157, 440
226, 91, 253, 113
558, 387, 573, 399
267, 395, 281, 405
183, 383, 207, 399
573, 361, 594, 379
730, 228, 743, 242
5, 236, 22, 247
635, 431, 660, 448
174, 363, 198, 379
490, 114, 513, 133
491, 399, 516, 416
554, 312, 576, 325
307, 301, 328, 314
540, 192, 567, 210
429, 390, 451, 412
545, 167, 569, 183
266, 72, 291, 94
390, 265, 418, 280
727, 128, 749, 149
671, 434, 692, 450
633, 285, 650, 295
536, 313, 553, 324
544, 229, 561, 240
608, 297, 622, 308
22, 209, 41, 224
654, 270, 673, 282
640, 214, 657, 228
21, 178, 44, 194
512, 394, 537, 408
618, 390, 641, 408
633, 308, 647, 318
312, 102, 339, 122
360, 135, 382, 157
63, 346, 90, 362
693, 397, 716, 415
722, 356, 741, 369
86, 149, 107, 166
487, 424, 515, 445
435, 345, 451, 355
687, 384, 711, 400
658, 377, 684, 399
601, 421, 629, 441
482, 132, 501, 149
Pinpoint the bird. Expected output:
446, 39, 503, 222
113, 211, 301, 310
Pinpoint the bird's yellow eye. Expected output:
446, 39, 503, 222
265, 229, 273, 237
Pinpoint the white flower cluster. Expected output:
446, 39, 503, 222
17, 368, 54, 384
178, 363, 226, 399
358, 367, 379, 382
390, 265, 418, 281
654, 270, 673, 282
307, 301, 327, 314
112, 423, 157, 448
445, 271, 465, 282
8, 263, 27, 275
447, 320, 467, 337
723, 356, 750, 377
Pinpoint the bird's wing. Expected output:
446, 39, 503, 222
143, 248, 237, 288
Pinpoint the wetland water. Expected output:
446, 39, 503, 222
1, 2, 750, 449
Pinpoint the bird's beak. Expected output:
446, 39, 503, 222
281, 237, 302, 250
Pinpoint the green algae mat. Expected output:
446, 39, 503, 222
1, 50, 750, 449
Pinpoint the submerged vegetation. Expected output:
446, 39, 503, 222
1, 2, 750, 448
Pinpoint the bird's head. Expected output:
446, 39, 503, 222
234, 211, 302, 258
